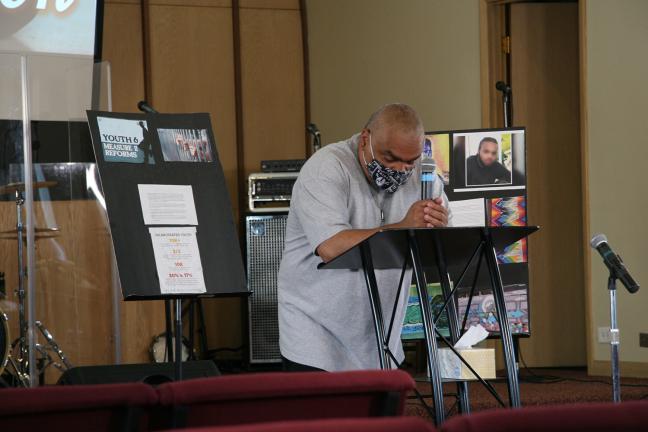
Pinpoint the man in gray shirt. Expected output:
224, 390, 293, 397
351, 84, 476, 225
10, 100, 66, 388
278, 104, 449, 372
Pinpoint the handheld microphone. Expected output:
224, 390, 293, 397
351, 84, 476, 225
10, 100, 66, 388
495, 81, 512, 94
421, 157, 443, 201
590, 234, 640, 293
137, 100, 158, 114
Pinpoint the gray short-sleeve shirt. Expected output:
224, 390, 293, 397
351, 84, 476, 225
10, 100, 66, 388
278, 133, 432, 371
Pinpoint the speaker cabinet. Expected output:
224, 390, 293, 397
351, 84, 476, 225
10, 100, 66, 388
246, 214, 287, 363
58, 361, 220, 385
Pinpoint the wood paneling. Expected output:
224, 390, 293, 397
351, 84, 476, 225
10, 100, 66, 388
240, 7, 306, 176
1, 0, 309, 370
102, 1, 146, 112
147, 3, 239, 213
145, 3, 245, 354
510, 3, 585, 367
240, 0, 299, 10
103, 0, 167, 364
0, 200, 115, 383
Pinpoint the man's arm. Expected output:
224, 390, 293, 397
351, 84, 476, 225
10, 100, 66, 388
316, 198, 449, 263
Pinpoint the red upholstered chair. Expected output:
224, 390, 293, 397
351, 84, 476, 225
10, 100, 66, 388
162, 417, 436, 432
0, 381, 158, 432
154, 370, 416, 429
440, 400, 648, 432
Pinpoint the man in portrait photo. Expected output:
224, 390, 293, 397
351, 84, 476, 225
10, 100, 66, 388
466, 136, 511, 185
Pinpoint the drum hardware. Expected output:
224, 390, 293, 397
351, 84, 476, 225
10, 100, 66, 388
0, 181, 72, 386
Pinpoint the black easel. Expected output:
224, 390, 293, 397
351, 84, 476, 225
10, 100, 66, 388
320, 225, 538, 425
88, 108, 249, 382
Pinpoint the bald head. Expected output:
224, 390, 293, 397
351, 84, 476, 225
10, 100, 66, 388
358, 104, 425, 180
364, 103, 424, 141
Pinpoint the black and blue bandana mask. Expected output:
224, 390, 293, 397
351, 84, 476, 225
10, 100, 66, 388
362, 134, 414, 193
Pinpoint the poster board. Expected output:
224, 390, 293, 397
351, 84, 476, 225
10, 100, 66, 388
404, 127, 530, 337
87, 111, 247, 300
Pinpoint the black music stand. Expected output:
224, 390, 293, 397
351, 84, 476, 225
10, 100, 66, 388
319, 226, 539, 424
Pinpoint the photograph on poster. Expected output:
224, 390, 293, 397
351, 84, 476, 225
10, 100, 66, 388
452, 129, 526, 192
466, 132, 511, 186
97, 116, 155, 164
423, 133, 450, 184
457, 284, 529, 334
158, 128, 214, 163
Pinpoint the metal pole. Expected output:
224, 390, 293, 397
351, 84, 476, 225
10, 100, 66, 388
608, 275, 621, 403
483, 229, 521, 407
174, 298, 183, 381
432, 231, 470, 414
408, 230, 445, 424
20, 55, 37, 387
503, 92, 510, 128
360, 242, 388, 370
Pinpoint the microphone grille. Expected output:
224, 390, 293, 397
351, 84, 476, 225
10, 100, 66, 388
590, 233, 608, 249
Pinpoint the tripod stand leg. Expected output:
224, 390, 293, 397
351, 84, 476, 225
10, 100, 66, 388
35, 321, 72, 370
408, 230, 445, 425
432, 232, 470, 414
483, 230, 521, 408
174, 298, 183, 381
360, 243, 388, 370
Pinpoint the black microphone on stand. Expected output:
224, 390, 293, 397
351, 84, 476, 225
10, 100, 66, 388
137, 100, 158, 114
306, 122, 321, 153
495, 81, 512, 128
495, 81, 511, 94
590, 234, 640, 293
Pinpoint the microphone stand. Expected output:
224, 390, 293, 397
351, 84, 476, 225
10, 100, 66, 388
607, 270, 621, 403
503, 90, 511, 128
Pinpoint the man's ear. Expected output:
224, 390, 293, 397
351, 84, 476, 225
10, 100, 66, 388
360, 129, 370, 147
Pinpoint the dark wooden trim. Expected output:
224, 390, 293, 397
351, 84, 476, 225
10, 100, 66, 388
232, 0, 246, 225
140, 0, 153, 105
299, 0, 312, 156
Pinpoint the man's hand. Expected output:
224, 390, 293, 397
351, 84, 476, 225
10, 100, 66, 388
316, 198, 448, 263
396, 198, 448, 228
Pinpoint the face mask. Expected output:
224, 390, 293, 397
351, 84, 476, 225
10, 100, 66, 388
362, 134, 413, 193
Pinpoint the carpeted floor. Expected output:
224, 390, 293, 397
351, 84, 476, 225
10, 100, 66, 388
405, 368, 648, 421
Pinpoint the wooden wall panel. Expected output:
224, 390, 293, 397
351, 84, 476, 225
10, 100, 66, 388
103, 0, 146, 112
240, 6, 306, 176
102, 0, 167, 364
510, 3, 585, 367
146, 2, 244, 355
0, 200, 115, 383
147, 3, 239, 214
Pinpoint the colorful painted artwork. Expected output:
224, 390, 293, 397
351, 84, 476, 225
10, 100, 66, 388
457, 285, 529, 334
401, 283, 450, 340
490, 196, 526, 227
498, 238, 528, 264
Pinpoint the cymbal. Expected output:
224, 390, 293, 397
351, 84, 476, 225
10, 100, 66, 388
0, 181, 58, 195
0, 227, 60, 240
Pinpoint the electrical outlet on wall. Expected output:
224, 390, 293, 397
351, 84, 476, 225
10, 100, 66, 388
640, 333, 648, 348
598, 326, 611, 343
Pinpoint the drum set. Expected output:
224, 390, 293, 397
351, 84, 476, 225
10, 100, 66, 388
0, 181, 72, 387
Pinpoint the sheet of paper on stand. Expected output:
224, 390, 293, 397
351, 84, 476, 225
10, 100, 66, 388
436, 324, 496, 380
149, 226, 207, 295
138, 184, 199, 225
448, 198, 486, 227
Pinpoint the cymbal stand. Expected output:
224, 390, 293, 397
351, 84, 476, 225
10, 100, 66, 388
9, 190, 72, 385
14, 190, 28, 377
